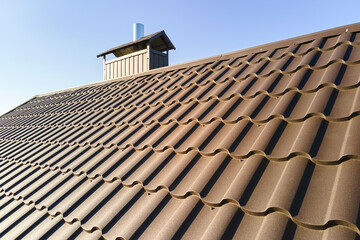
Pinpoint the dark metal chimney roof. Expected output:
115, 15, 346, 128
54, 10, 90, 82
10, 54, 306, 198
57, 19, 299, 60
97, 30, 175, 58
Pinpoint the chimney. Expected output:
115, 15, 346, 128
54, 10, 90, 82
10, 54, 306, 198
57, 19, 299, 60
133, 23, 144, 41
97, 26, 175, 81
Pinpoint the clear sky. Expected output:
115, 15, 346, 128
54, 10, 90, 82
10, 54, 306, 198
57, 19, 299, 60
0, 0, 359, 115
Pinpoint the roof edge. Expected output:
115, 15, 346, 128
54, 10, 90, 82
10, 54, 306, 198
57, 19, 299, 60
0, 96, 37, 117
38, 22, 360, 97
36, 53, 223, 97
221, 22, 360, 60
35, 76, 135, 97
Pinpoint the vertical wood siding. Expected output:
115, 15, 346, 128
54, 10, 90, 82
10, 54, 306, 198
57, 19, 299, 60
104, 49, 149, 80
104, 49, 169, 80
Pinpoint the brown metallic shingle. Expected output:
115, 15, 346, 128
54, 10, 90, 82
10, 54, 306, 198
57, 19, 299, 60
0, 23, 360, 239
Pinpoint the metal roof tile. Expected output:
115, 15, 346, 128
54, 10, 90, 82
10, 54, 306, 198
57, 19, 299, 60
0, 23, 360, 239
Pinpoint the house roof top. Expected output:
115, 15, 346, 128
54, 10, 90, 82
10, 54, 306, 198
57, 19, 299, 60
97, 30, 176, 58
0, 23, 360, 239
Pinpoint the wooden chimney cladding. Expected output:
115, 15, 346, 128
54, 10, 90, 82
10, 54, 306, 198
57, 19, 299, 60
105, 49, 149, 80
98, 31, 175, 81
104, 48, 169, 80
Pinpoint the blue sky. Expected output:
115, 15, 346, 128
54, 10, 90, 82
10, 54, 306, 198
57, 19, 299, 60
0, 0, 359, 115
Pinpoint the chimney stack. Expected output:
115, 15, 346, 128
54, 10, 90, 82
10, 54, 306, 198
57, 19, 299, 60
97, 28, 175, 81
133, 23, 144, 41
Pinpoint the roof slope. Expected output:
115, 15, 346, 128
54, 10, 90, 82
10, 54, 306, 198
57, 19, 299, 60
0, 23, 360, 239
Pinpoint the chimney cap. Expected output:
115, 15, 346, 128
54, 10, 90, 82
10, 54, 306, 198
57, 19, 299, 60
97, 30, 175, 58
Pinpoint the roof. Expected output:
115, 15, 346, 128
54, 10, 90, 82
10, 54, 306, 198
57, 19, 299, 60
0, 23, 360, 239
97, 30, 176, 58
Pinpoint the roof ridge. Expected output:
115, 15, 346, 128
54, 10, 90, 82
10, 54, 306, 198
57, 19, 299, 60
36, 22, 360, 97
